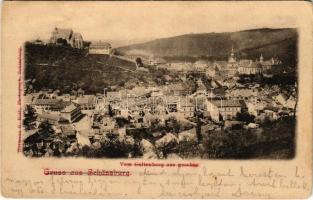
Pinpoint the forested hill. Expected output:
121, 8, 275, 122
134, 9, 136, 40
116, 28, 297, 65
24, 43, 140, 94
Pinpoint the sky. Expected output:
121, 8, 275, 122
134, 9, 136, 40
7, 1, 298, 45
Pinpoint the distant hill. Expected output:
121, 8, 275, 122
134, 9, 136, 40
116, 28, 297, 65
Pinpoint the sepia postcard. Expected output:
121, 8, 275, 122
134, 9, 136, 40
1, 1, 312, 198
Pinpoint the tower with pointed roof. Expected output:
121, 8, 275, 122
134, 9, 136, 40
228, 45, 236, 64
50, 27, 84, 49
260, 54, 264, 63
224, 45, 239, 76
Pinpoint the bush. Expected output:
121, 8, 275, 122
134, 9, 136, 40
236, 112, 255, 123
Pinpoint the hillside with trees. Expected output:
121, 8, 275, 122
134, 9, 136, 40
24, 43, 159, 94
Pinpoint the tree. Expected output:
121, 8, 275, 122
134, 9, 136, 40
38, 120, 54, 136
115, 117, 129, 128
99, 133, 133, 158
236, 112, 255, 123
195, 110, 203, 144
293, 84, 298, 118
165, 116, 180, 133
23, 105, 37, 130
150, 118, 162, 131
135, 57, 144, 68
108, 104, 114, 117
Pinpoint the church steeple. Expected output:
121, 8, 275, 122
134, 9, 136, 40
260, 54, 264, 62
231, 45, 234, 57
228, 45, 236, 63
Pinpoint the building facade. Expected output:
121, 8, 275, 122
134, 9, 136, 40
32, 98, 68, 113
76, 95, 97, 110
211, 99, 243, 120
238, 60, 263, 75
60, 103, 83, 123
89, 41, 113, 55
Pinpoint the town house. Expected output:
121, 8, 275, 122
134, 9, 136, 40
76, 95, 97, 110
60, 103, 83, 123
89, 41, 113, 55
211, 99, 244, 120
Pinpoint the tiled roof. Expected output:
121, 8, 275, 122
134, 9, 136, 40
61, 103, 78, 113
166, 96, 180, 103
34, 98, 61, 105
154, 58, 166, 64
163, 75, 172, 81
197, 84, 207, 91
77, 95, 96, 105
276, 93, 288, 100
168, 83, 185, 91
227, 88, 257, 97
38, 113, 68, 122
60, 125, 76, 136
240, 61, 262, 68
90, 42, 111, 49
264, 106, 279, 112
261, 61, 273, 65
211, 99, 242, 107
107, 92, 121, 99
207, 79, 222, 88
23, 95, 34, 104
131, 88, 149, 97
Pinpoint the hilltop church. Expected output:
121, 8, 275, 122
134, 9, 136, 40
50, 27, 84, 49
